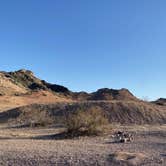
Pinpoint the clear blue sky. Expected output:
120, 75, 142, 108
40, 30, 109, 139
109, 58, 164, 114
0, 0, 165, 100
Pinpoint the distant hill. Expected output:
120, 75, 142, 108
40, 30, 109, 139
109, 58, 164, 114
0, 69, 138, 102
0, 69, 165, 126
0, 69, 70, 95
88, 88, 138, 101
153, 98, 166, 106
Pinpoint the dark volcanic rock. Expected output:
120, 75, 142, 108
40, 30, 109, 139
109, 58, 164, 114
41, 80, 70, 93
153, 98, 166, 106
2, 69, 71, 94
88, 88, 137, 101
28, 83, 47, 90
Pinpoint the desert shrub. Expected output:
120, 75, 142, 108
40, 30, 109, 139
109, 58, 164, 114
64, 106, 109, 137
29, 113, 54, 127
17, 111, 54, 127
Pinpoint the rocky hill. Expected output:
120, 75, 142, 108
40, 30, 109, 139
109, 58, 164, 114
0, 69, 165, 126
0, 69, 138, 101
0, 69, 70, 95
153, 98, 166, 106
88, 88, 138, 101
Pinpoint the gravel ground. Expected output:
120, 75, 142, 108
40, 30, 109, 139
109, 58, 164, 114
0, 125, 165, 166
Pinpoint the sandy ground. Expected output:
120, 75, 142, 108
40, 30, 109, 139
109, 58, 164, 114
0, 91, 72, 112
0, 125, 165, 166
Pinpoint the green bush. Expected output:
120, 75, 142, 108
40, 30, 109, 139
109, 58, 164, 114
64, 107, 109, 137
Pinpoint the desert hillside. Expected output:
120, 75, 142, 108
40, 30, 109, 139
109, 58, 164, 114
0, 69, 138, 101
0, 69, 165, 126
2, 101, 165, 126
0, 69, 138, 110
0, 70, 165, 166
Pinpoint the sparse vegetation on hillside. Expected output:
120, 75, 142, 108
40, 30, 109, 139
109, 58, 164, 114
3, 100, 166, 127
8, 108, 54, 127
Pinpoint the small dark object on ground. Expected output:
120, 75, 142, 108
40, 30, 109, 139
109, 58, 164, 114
112, 131, 134, 143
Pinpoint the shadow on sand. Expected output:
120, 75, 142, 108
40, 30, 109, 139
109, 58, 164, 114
0, 133, 67, 140
0, 132, 83, 140
32, 130, 98, 140
32, 132, 69, 140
